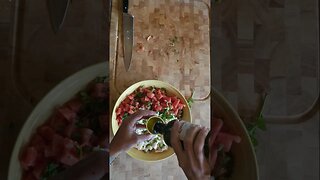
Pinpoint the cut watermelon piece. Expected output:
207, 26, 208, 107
20, 147, 38, 170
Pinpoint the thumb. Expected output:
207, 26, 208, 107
136, 134, 154, 143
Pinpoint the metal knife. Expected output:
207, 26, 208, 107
47, 0, 70, 32
122, 0, 134, 71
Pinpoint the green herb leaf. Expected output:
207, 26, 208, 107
41, 163, 62, 180
135, 92, 144, 98
75, 145, 83, 159
186, 91, 194, 108
122, 113, 129, 121
187, 97, 194, 108
257, 114, 266, 131
94, 76, 107, 83
245, 94, 268, 150
79, 91, 90, 103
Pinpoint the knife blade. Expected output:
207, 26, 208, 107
122, 0, 134, 71
47, 0, 70, 32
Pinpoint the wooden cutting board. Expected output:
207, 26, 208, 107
109, 0, 211, 179
111, 0, 210, 100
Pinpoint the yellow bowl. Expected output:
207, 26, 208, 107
111, 80, 192, 161
213, 88, 259, 180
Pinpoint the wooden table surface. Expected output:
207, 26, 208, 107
0, 0, 319, 179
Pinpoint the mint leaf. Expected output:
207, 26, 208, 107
245, 93, 268, 150
186, 91, 194, 108
257, 114, 266, 131
41, 163, 62, 180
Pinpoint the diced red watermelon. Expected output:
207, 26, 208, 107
30, 135, 46, 152
32, 159, 47, 179
128, 93, 135, 100
128, 109, 135, 114
173, 108, 179, 116
57, 106, 76, 123
23, 172, 37, 180
210, 118, 224, 145
160, 102, 168, 108
90, 83, 107, 98
51, 134, 65, 158
79, 128, 94, 146
63, 123, 75, 138
49, 114, 68, 134
38, 125, 55, 141
65, 98, 83, 113
156, 93, 164, 100
147, 92, 155, 98
162, 96, 171, 103
215, 132, 241, 152
177, 103, 185, 109
172, 99, 180, 109
20, 147, 38, 170
59, 149, 79, 166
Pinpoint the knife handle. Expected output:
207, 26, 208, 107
123, 0, 129, 13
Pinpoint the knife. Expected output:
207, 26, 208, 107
122, 0, 134, 71
47, 0, 70, 32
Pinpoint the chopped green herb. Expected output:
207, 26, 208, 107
94, 76, 107, 83
245, 94, 268, 150
186, 91, 194, 108
79, 91, 90, 103
75, 145, 83, 159
135, 92, 144, 98
187, 97, 194, 108
160, 88, 167, 93
122, 113, 129, 121
41, 163, 62, 180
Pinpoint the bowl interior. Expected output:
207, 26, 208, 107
111, 80, 191, 161
212, 89, 259, 180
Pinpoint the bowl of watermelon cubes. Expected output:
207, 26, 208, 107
8, 62, 108, 180
111, 80, 192, 161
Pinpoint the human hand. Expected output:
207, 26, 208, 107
171, 121, 211, 180
109, 110, 156, 157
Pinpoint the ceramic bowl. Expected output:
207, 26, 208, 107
212, 89, 259, 180
8, 62, 107, 180
111, 80, 192, 161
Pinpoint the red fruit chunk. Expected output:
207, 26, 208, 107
59, 150, 79, 166
172, 99, 180, 109
90, 83, 107, 98
147, 92, 155, 98
20, 147, 37, 170
66, 98, 83, 113
80, 128, 94, 146
57, 106, 76, 123
215, 132, 241, 152
38, 125, 55, 141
